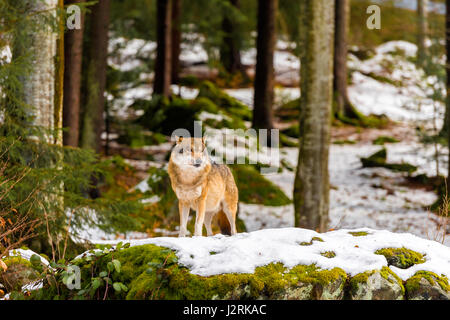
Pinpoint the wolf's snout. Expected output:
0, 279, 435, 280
194, 159, 202, 167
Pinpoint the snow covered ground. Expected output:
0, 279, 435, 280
92, 227, 450, 280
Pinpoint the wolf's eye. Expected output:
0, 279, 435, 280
179, 149, 183, 154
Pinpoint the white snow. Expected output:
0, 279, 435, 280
92, 227, 450, 280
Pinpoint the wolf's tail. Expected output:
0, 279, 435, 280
217, 210, 231, 236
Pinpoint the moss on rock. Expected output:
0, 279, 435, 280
405, 271, 450, 300
375, 247, 425, 269
349, 267, 405, 300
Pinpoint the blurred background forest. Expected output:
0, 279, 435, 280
0, 0, 450, 268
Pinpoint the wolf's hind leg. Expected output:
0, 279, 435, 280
204, 212, 214, 236
223, 201, 237, 236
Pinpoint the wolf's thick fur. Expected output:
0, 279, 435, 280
168, 137, 238, 237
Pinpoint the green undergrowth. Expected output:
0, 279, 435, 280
373, 135, 399, 145
360, 148, 417, 173
230, 164, 291, 206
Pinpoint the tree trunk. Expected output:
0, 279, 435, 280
171, 0, 181, 84
80, 0, 110, 153
293, 0, 334, 232
417, 0, 428, 67
220, 0, 243, 74
252, 0, 277, 131
63, 0, 85, 147
23, 0, 59, 144
153, 0, 172, 97
446, 0, 450, 181
333, 0, 355, 118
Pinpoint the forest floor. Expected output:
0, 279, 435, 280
78, 36, 449, 246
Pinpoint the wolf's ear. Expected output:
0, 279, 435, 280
175, 136, 183, 144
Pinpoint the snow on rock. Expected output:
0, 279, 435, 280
5, 249, 49, 266
92, 227, 450, 281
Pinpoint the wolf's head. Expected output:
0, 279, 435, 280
170, 136, 210, 169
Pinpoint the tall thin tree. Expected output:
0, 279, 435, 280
63, 0, 85, 147
294, 0, 334, 232
446, 0, 450, 181
154, 0, 172, 97
220, 0, 243, 75
80, 0, 110, 153
171, 0, 181, 84
252, 0, 277, 132
333, 0, 358, 119
417, 0, 428, 67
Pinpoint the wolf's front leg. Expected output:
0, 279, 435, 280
194, 198, 206, 236
178, 201, 190, 237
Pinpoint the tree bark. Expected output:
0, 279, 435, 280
171, 0, 181, 84
293, 0, 334, 232
220, 0, 243, 75
153, 0, 172, 97
252, 0, 277, 131
23, 0, 59, 144
80, 0, 110, 153
417, 0, 428, 67
63, 0, 85, 147
333, 0, 353, 118
446, 0, 450, 181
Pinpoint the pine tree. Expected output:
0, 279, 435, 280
293, 0, 334, 232
80, 0, 110, 153
333, 0, 364, 121
153, 0, 172, 97
417, 0, 428, 67
63, 0, 85, 147
220, 0, 243, 75
252, 0, 277, 133
171, 0, 181, 84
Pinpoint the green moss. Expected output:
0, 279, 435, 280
320, 251, 336, 259
350, 267, 405, 295
405, 271, 450, 293
333, 139, 357, 145
230, 164, 291, 206
361, 148, 417, 173
3, 256, 32, 268
348, 231, 369, 237
375, 247, 425, 269
373, 135, 400, 145
31, 244, 349, 300
197, 81, 252, 121
299, 237, 324, 246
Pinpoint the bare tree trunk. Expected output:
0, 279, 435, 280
417, 0, 428, 67
252, 0, 277, 131
294, 0, 334, 232
63, 0, 85, 147
153, 0, 172, 97
171, 0, 181, 84
80, 0, 110, 153
220, 0, 243, 74
24, 0, 59, 144
446, 0, 450, 181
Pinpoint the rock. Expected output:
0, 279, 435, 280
350, 267, 405, 300
0, 257, 39, 292
406, 271, 450, 300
